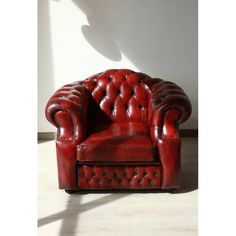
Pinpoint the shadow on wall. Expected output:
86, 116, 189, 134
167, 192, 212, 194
40, 0, 197, 130
71, 0, 198, 129
72, 0, 198, 77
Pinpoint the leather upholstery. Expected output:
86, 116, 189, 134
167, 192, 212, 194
147, 80, 192, 138
78, 165, 161, 189
56, 140, 77, 189
83, 69, 151, 123
45, 82, 90, 142
45, 69, 192, 191
77, 122, 155, 162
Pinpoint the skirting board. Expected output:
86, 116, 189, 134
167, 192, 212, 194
38, 129, 198, 140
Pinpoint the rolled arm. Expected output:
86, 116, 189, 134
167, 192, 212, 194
45, 82, 90, 143
149, 80, 192, 139
146, 79, 192, 189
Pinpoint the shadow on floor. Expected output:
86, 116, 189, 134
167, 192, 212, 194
38, 193, 128, 235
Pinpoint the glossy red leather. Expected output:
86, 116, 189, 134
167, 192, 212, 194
83, 69, 150, 124
45, 69, 191, 191
77, 122, 155, 162
78, 165, 161, 189
147, 80, 191, 130
46, 82, 90, 142
56, 140, 77, 190
157, 138, 181, 188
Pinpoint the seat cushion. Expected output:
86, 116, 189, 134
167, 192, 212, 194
77, 122, 156, 162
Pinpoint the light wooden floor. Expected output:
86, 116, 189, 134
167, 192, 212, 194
38, 138, 198, 236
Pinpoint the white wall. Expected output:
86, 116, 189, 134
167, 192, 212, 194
38, 0, 198, 132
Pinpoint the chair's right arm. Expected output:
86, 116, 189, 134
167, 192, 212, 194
144, 78, 192, 189
45, 82, 90, 190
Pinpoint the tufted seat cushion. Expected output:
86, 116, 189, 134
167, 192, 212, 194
77, 122, 156, 162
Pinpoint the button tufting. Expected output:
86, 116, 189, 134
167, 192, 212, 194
47, 68, 191, 190
78, 165, 161, 189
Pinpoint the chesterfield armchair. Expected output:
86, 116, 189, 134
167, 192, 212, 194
45, 69, 191, 193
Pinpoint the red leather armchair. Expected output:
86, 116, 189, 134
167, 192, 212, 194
45, 69, 191, 193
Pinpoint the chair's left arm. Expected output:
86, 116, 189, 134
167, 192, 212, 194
45, 82, 90, 190
45, 82, 90, 142
147, 79, 192, 189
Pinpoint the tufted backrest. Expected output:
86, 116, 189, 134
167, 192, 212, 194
82, 69, 153, 124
